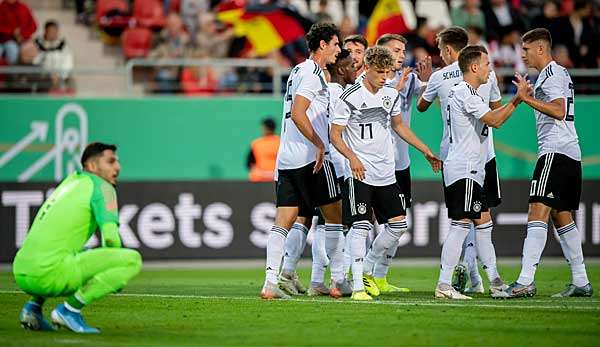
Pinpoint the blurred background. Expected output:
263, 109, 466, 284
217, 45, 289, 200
1, 0, 599, 262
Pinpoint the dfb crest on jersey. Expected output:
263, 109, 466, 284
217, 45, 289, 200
382, 96, 392, 109
473, 201, 482, 212
357, 202, 367, 215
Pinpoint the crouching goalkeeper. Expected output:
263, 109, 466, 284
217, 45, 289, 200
12, 142, 142, 333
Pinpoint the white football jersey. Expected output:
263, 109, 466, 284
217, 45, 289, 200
328, 82, 348, 178
443, 81, 491, 187
422, 61, 501, 162
387, 71, 422, 171
533, 61, 580, 161
332, 81, 402, 186
277, 59, 330, 170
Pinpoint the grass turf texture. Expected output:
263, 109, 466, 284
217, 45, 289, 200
1, 264, 599, 346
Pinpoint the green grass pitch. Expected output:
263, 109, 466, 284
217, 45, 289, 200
1, 263, 599, 347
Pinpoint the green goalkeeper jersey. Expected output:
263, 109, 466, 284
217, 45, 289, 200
13, 171, 121, 277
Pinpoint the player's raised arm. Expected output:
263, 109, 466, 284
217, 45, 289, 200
416, 70, 440, 112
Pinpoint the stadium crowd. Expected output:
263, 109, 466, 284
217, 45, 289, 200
1, 0, 600, 94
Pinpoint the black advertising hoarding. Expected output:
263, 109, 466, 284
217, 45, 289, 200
1, 181, 599, 262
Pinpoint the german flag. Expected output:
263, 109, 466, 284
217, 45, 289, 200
217, 2, 311, 56
365, 0, 411, 45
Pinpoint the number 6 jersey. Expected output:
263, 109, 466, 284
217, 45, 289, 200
533, 61, 580, 161
332, 81, 402, 186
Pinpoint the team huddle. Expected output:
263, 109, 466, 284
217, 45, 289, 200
261, 23, 593, 301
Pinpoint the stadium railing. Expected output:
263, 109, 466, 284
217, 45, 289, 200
0, 63, 599, 96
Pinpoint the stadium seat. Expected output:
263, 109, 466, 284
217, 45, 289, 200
122, 27, 153, 59
133, 0, 166, 30
96, 0, 130, 30
169, 0, 181, 13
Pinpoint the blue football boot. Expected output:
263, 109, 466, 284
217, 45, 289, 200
19, 301, 56, 331
51, 304, 100, 334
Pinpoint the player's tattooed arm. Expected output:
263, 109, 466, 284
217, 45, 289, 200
330, 124, 366, 180
391, 115, 441, 172
514, 73, 566, 120
291, 95, 326, 173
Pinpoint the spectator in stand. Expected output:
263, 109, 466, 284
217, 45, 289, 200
149, 13, 191, 93
181, 0, 210, 41
314, 0, 334, 23
339, 15, 355, 40
451, 0, 486, 31
181, 12, 235, 95
552, 44, 574, 68
531, 0, 562, 41
193, 12, 234, 58
0, 0, 37, 65
554, 0, 597, 68
406, 17, 440, 66
489, 25, 526, 93
33, 20, 74, 90
467, 25, 493, 65
483, 0, 526, 42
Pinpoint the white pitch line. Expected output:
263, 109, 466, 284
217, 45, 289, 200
1, 290, 599, 311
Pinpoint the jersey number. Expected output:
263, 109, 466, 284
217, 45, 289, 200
359, 123, 373, 139
446, 105, 452, 143
481, 125, 489, 137
566, 83, 575, 121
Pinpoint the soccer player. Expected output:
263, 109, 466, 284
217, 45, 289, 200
417, 27, 507, 295
13, 142, 142, 333
435, 45, 526, 299
493, 28, 593, 299
343, 34, 367, 77
369, 33, 433, 293
261, 22, 343, 300
331, 46, 441, 301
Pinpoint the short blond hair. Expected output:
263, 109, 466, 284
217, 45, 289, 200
364, 46, 394, 70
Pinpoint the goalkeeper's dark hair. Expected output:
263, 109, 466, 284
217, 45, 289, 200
306, 22, 340, 52
81, 142, 117, 167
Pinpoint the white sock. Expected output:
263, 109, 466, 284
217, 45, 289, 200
475, 221, 500, 282
463, 226, 481, 286
281, 223, 308, 274
517, 221, 547, 286
310, 225, 328, 284
325, 223, 343, 259
438, 220, 471, 285
557, 222, 589, 287
350, 221, 371, 291
265, 226, 288, 284
373, 241, 399, 279
330, 232, 346, 283
364, 220, 407, 275
343, 230, 352, 276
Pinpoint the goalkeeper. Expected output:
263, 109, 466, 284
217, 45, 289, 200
13, 142, 142, 334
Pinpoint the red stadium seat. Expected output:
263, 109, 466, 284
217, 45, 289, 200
133, 0, 166, 30
169, 0, 181, 13
121, 27, 153, 59
96, 0, 130, 30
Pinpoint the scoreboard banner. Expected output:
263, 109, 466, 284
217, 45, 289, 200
1, 180, 599, 262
